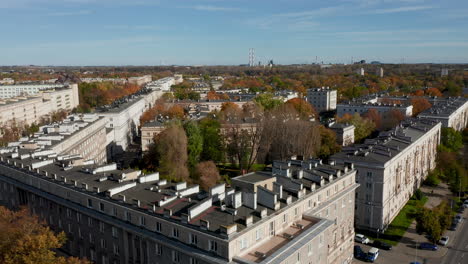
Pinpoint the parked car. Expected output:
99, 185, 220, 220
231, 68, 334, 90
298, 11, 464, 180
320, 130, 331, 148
354, 245, 366, 259
463, 199, 468, 208
372, 240, 392, 250
366, 247, 380, 262
449, 221, 459, 231
410, 262, 422, 264
454, 214, 463, 223
419, 242, 438, 251
355, 234, 370, 244
439, 236, 449, 246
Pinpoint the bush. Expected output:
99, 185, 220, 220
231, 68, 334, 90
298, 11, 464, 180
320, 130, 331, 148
424, 171, 441, 187
414, 189, 425, 201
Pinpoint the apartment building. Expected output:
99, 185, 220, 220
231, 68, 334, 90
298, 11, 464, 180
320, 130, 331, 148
306, 87, 337, 112
0, 85, 80, 127
0, 83, 73, 99
336, 102, 413, 117
146, 77, 176, 91
0, 154, 357, 264
331, 119, 441, 232
7, 114, 108, 164
0, 78, 14, 85
328, 122, 355, 146
417, 97, 468, 131
128, 75, 152, 86
141, 120, 166, 152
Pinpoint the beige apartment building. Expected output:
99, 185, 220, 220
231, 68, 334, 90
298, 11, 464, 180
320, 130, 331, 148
0, 85, 80, 127
141, 120, 166, 152
0, 153, 357, 264
332, 119, 441, 232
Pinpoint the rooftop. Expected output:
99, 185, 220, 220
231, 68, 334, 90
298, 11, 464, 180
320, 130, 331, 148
418, 97, 468, 118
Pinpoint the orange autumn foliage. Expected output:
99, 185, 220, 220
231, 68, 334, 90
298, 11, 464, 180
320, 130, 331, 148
411, 97, 432, 116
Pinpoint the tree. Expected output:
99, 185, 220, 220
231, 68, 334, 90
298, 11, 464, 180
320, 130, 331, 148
253, 93, 283, 110
0, 206, 90, 264
411, 97, 432, 116
199, 118, 224, 163
416, 207, 442, 242
440, 127, 463, 152
381, 109, 405, 130
363, 108, 382, 130
318, 126, 341, 159
285, 98, 317, 119
425, 88, 443, 97
149, 125, 189, 182
337, 113, 376, 142
183, 121, 203, 169
195, 161, 221, 190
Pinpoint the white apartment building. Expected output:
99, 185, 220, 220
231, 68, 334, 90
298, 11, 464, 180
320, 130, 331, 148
418, 97, 468, 131
337, 102, 413, 117
306, 87, 337, 112
8, 114, 108, 164
0, 154, 358, 264
0, 85, 80, 127
329, 122, 355, 146
0, 83, 73, 99
332, 119, 441, 232
0, 78, 14, 85
145, 77, 176, 91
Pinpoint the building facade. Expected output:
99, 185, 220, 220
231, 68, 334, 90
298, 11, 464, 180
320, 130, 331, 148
0, 83, 73, 99
306, 87, 337, 112
329, 122, 355, 146
141, 121, 166, 152
0, 154, 357, 264
331, 119, 441, 232
418, 97, 468, 131
336, 102, 413, 117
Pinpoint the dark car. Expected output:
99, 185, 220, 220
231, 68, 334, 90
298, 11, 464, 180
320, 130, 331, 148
449, 221, 459, 231
372, 240, 392, 250
419, 242, 438, 251
354, 245, 365, 258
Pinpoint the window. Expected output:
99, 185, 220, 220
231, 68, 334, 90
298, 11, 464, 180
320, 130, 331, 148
112, 227, 118, 238
112, 207, 118, 216
255, 229, 262, 241
78, 228, 82, 239
87, 198, 93, 208
308, 199, 312, 209
88, 217, 93, 227
66, 209, 72, 218
76, 213, 82, 223
172, 250, 180, 263
156, 222, 162, 232
319, 234, 324, 247
296, 252, 300, 263
99, 222, 105, 233
140, 216, 146, 226
189, 258, 198, 264
89, 233, 94, 244
113, 243, 120, 255
125, 211, 131, 222
155, 243, 162, 255
283, 214, 287, 223
100, 239, 107, 249
172, 228, 180, 238
90, 249, 95, 261
308, 243, 312, 256
190, 234, 198, 245
294, 207, 298, 216
239, 238, 248, 250
209, 240, 217, 252
99, 203, 105, 211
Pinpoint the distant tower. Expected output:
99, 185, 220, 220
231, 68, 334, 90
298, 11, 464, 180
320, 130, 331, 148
441, 68, 449, 77
357, 68, 365, 76
377, 67, 384, 78
249, 48, 255, 67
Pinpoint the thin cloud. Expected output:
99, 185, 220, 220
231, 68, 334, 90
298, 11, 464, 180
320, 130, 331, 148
372, 5, 433, 14
187, 5, 243, 12
47, 10, 92, 16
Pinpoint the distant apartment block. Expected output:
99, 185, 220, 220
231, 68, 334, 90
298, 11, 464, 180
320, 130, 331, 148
328, 122, 355, 146
332, 119, 441, 232
0, 85, 79, 127
0, 83, 74, 99
81, 75, 152, 86
146, 77, 177, 91
356, 68, 365, 76
306, 87, 337, 112
336, 102, 413, 117
0, 153, 357, 264
128, 75, 152, 86
0, 78, 14, 85
7, 114, 108, 164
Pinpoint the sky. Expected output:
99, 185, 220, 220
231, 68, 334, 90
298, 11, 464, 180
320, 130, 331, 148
1, 0, 468, 65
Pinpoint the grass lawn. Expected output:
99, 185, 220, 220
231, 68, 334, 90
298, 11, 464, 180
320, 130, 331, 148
361, 196, 428, 246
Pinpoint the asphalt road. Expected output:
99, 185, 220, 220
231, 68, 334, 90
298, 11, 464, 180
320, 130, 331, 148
440, 215, 468, 264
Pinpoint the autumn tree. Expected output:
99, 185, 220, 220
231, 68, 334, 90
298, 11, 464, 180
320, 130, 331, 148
363, 108, 382, 130
285, 98, 317, 119
411, 97, 432, 116
253, 93, 283, 110
195, 161, 221, 190
337, 113, 376, 142
425, 88, 443, 97
146, 124, 189, 182
317, 126, 341, 159
381, 109, 405, 130
0, 206, 90, 264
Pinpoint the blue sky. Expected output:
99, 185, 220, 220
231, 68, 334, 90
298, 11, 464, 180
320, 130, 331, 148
1, 0, 467, 65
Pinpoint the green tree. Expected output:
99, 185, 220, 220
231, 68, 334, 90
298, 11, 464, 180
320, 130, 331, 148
183, 121, 203, 169
253, 93, 283, 110
318, 126, 341, 159
337, 113, 376, 142
199, 118, 224, 162
416, 207, 442, 242
441, 127, 463, 152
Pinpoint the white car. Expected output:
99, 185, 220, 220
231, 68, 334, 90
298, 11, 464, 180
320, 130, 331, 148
355, 234, 370, 244
463, 200, 468, 208
439, 236, 449, 246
